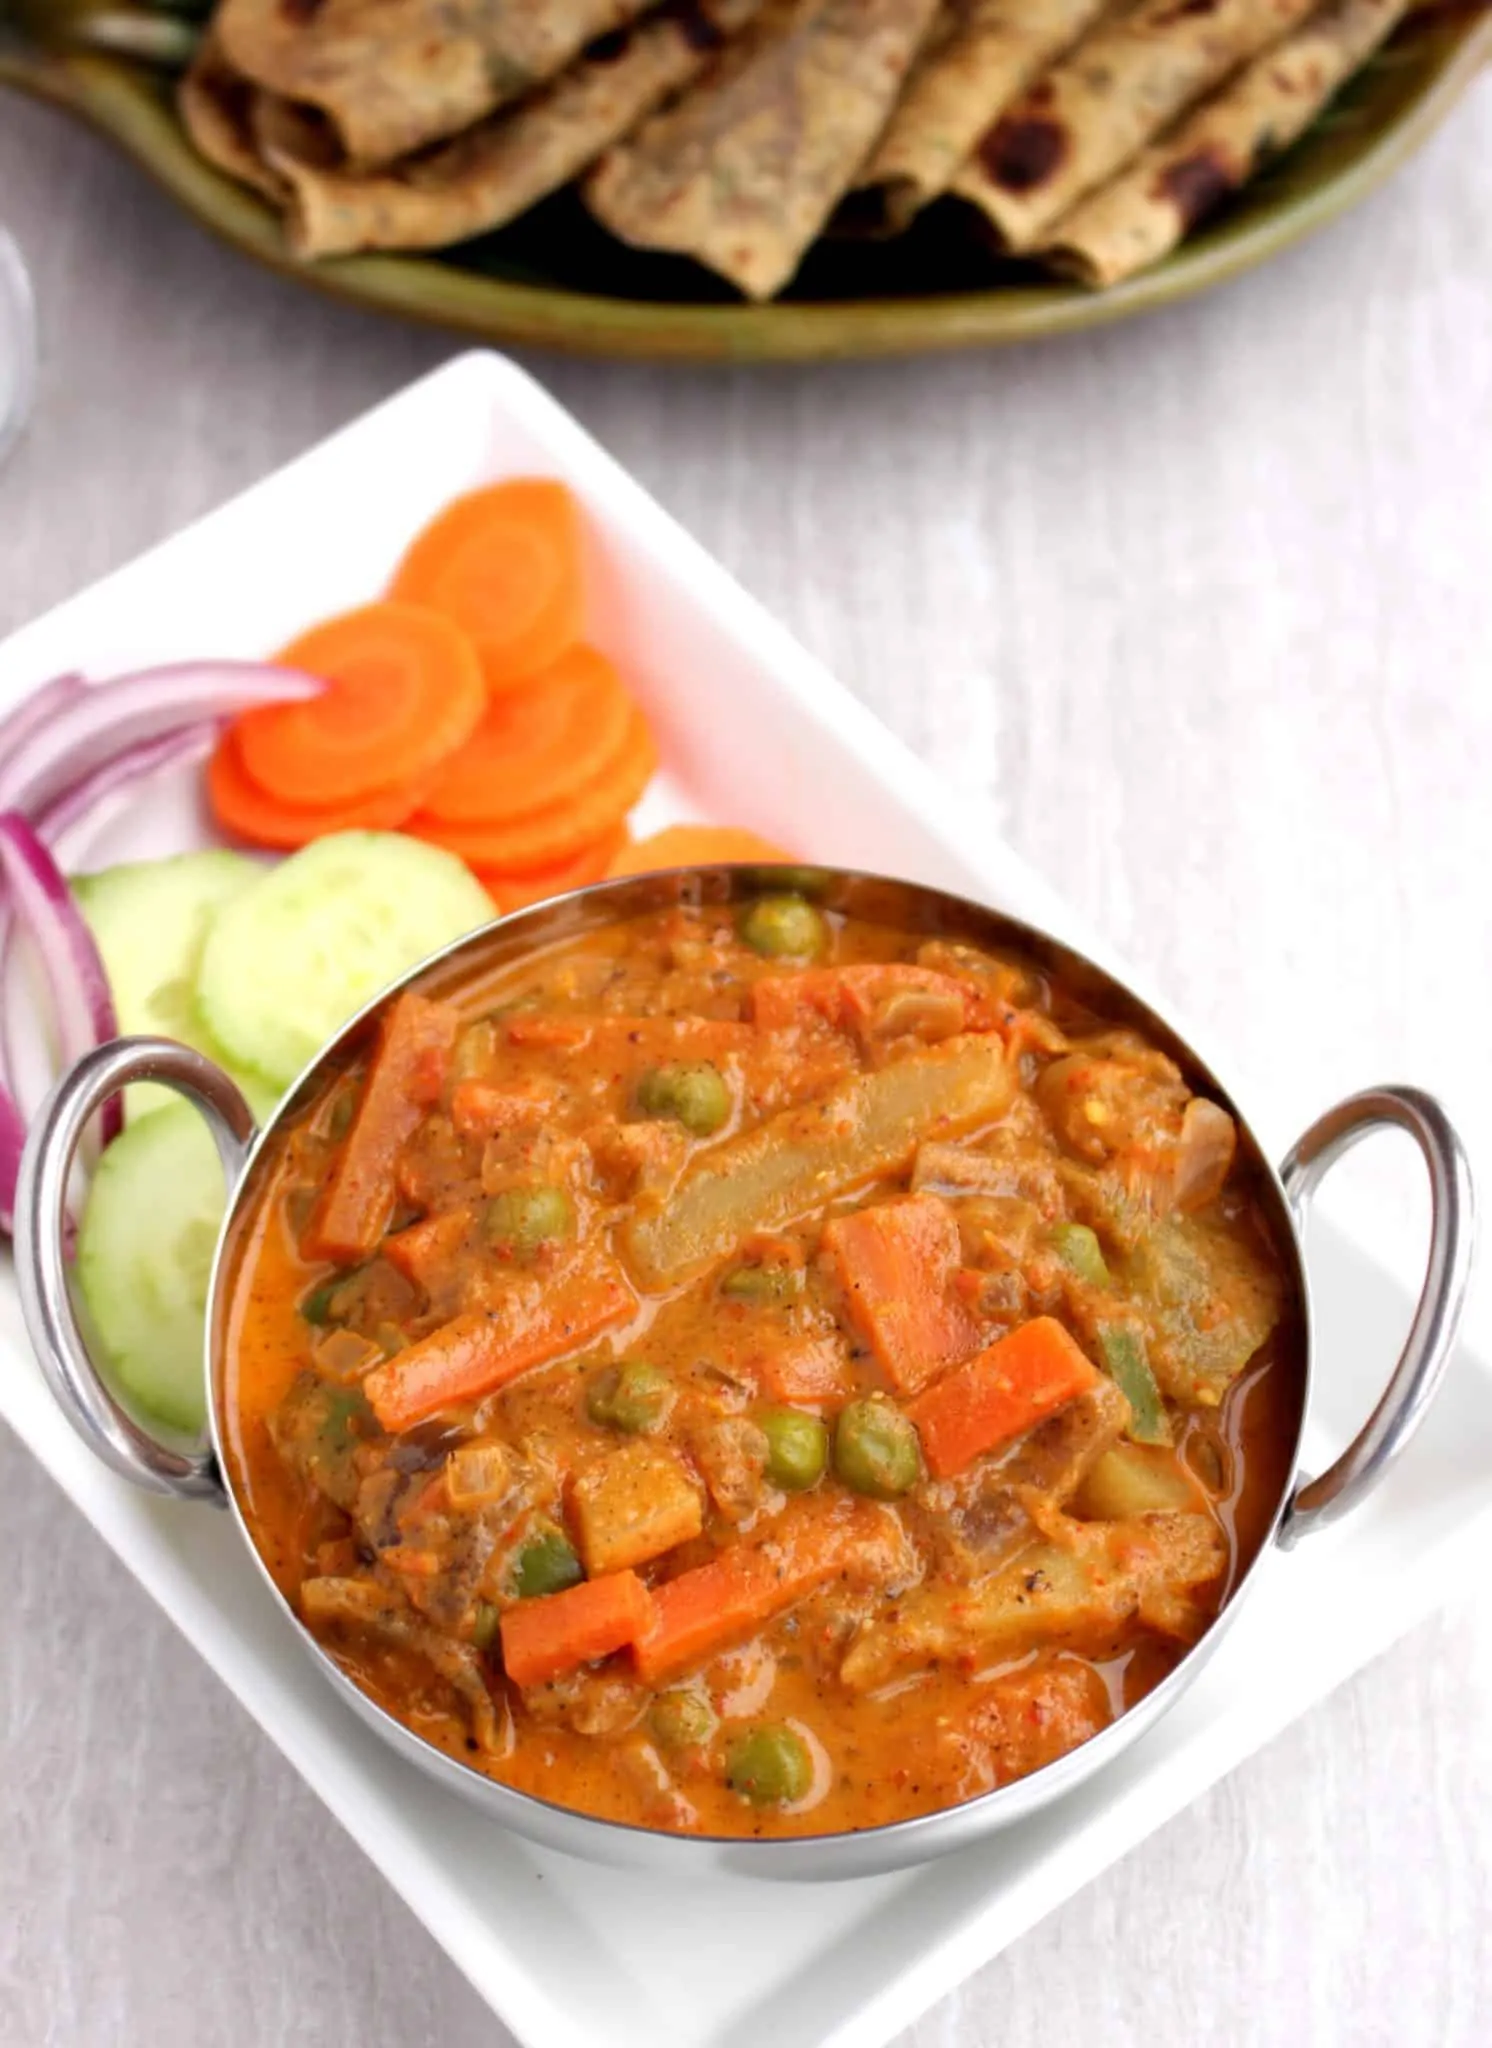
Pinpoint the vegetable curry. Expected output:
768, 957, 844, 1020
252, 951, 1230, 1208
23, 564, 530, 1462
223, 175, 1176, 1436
224, 891, 1299, 1838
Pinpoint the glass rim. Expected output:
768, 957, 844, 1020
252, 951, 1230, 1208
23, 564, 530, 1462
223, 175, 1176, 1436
0, 228, 38, 474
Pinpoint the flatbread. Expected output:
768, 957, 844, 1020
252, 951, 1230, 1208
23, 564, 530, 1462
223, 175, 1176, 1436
215, 0, 659, 164
263, 0, 764, 258
585, 0, 943, 299
178, 32, 288, 201
854, 0, 1115, 231
1043, 0, 1413, 284
250, 90, 341, 174
951, 0, 1326, 250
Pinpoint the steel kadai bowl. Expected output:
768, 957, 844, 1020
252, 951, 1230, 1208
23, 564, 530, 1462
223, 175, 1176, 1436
14, 868, 1476, 1880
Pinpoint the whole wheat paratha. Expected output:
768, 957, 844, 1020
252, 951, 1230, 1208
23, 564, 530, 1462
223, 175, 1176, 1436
1044, 0, 1414, 284
266, 0, 764, 258
855, 0, 1115, 231
216, 0, 658, 163
952, 0, 1326, 249
585, 0, 943, 299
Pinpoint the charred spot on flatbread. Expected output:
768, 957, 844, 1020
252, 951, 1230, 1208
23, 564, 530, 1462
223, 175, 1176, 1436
980, 112, 1067, 192
1157, 148, 1237, 228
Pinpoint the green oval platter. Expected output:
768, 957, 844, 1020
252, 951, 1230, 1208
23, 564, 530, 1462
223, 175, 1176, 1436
2, 1, 1489, 362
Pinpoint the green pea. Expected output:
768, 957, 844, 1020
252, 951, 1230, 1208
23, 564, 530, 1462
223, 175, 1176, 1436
471, 1602, 501, 1652
834, 1399, 921, 1499
511, 1527, 584, 1600
738, 894, 827, 961
1050, 1221, 1111, 1289
635, 1062, 732, 1137
650, 1688, 717, 1751
718, 1262, 800, 1304
725, 1724, 812, 1806
759, 1407, 828, 1491
484, 1183, 574, 1258
586, 1359, 676, 1435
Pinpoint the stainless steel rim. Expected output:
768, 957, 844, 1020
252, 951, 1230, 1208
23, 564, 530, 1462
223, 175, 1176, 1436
14, 1035, 257, 1502
11, 866, 1478, 1874
1276, 1086, 1475, 1547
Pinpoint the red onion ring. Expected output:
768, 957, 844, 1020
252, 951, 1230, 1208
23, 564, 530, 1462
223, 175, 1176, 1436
0, 812, 121, 1152
36, 719, 221, 855
0, 671, 88, 767
0, 661, 320, 818
0, 1078, 27, 1235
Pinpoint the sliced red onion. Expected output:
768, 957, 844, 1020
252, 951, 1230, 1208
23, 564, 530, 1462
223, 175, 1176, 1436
35, 719, 220, 852
0, 812, 120, 1151
0, 661, 320, 819
0, 1078, 26, 1234
0, 671, 88, 768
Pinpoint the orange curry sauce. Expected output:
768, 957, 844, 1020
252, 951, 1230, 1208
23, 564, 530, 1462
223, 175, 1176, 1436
222, 900, 1299, 1838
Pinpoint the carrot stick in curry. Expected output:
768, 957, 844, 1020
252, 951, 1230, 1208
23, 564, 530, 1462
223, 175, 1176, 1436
823, 1194, 981, 1394
632, 1500, 909, 1683
304, 991, 460, 1263
364, 1257, 634, 1432
500, 1570, 654, 1690
908, 1316, 1102, 1480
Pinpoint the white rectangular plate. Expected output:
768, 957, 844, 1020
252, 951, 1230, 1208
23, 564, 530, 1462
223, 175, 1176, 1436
2, 353, 1488, 2048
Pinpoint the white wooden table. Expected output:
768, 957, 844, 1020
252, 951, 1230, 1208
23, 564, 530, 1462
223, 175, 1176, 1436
2, 79, 1491, 2048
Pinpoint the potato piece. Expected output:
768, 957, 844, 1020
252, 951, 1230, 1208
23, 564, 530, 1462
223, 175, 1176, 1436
1075, 1442, 1205, 1520
840, 1508, 1225, 1691
623, 1033, 1015, 1288
569, 1443, 704, 1575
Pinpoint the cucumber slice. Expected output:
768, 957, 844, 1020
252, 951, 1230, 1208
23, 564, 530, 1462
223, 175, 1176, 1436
74, 849, 266, 1122
194, 831, 495, 1087
77, 1103, 228, 1433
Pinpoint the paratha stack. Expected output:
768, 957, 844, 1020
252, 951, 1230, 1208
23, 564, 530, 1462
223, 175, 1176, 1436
181, 0, 1425, 293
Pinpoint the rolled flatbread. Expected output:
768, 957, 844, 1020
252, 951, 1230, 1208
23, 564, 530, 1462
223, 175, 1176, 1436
854, 0, 1116, 231
951, 0, 1326, 250
585, 0, 943, 300
262, 0, 764, 258
1042, 0, 1414, 284
250, 89, 341, 174
178, 31, 288, 201
215, 0, 659, 164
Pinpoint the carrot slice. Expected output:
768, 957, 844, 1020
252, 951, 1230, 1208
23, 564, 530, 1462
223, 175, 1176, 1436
822, 1195, 982, 1396
908, 1316, 1103, 1479
631, 1500, 903, 1684
748, 1334, 853, 1406
478, 827, 629, 913
235, 602, 486, 804
409, 710, 657, 870
608, 825, 796, 877
207, 728, 431, 847
500, 1571, 653, 1690
381, 1206, 476, 1293
304, 992, 461, 1263
421, 645, 633, 826
391, 479, 584, 690
363, 1255, 634, 1432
